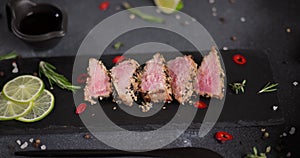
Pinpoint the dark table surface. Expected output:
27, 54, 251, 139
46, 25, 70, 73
0, 0, 300, 158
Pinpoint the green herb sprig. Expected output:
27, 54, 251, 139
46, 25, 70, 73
39, 61, 81, 92
258, 82, 278, 94
113, 42, 124, 50
229, 79, 246, 94
0, 52, 18, 61
122, 2, 165, 23
244, 147, 267, 158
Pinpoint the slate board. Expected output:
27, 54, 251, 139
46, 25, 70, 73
0, 50, 284, 135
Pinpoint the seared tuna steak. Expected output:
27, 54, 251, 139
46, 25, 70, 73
167, 55, 197, 104
139, 53, 172, 103
194, 47, 225, 99
111, 59, 139, 106
84, 58, 112, 104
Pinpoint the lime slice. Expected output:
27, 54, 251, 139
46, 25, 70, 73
154, 0, 182, 14
2, 75, 44, 103
16, 90, 54, 123
0, 93, 33, 120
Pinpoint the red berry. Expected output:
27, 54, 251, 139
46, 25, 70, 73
99, 1, 110, 11
194, 101, 207, 109
76, 103, 87, 115
215, 131, 233, 143
232, 54, 247, 65
112, 56, 125, 64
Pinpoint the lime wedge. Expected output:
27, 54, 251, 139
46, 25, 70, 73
16, 90, 54, 123
0, 93, 33, 120
154, 0, 182, 14
2, 75, 44, 103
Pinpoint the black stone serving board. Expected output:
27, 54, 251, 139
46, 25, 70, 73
0, 50, 284, 135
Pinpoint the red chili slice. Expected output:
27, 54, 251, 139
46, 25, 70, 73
99, 1, 110, 11
76, 103, 87, 115
77, 73, 88, 84
194, 101, 207, 109
232, 54, 247, 65
215, 131, 233, 143
112, 56, 125, 64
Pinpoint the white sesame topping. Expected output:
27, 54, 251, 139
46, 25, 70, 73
129, 14, 136, 20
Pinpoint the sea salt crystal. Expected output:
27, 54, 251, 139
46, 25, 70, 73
282, 132, 287, 137
16, 140, 21, 146
12, 62, 19, 73
40, 145, 46, 150
29, 138, 34, 143
223, 47, 229, 51
293, 81, 298, 86
20, 142, 28, 149
240, 17, 246, 23
272, 105, 279, 111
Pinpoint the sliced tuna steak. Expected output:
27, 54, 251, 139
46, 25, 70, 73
194, 47, 225, 99
167, 55, 197, 104
139, 53, 172, 103
111, 59, 139, 106
84, 58, 112, 104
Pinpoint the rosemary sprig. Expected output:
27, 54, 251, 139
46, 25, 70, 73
258, 82, 278, 94
0, 52, 18, 61
244, 147, 267, 158
122, 2, 165, 23
39, 61, 81, 92
113, 42, 124, 50
229, 79, 246, 94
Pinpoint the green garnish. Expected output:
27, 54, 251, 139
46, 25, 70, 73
176, 1, 184, 11
244, 147, 267, 158
122, 2, 165, 23
229, 79, 246, 94
258, 82, 278, 94
39, 61, 81, 92
113, 42, 124, 50
0, 52, 18, 61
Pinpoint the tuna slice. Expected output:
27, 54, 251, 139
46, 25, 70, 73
167, 55, 197, 104
84, 58, 112, 105
139, 53, 172, 103
111, 59, 140, 106
194, 47, 225, 99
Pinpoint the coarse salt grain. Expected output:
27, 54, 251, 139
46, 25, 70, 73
223, 47, 229, 50
289, 127, 296, 135
29, 138, 34, 143
40, 145, 46, 150
272, 105, 279, 111
293, 81, 298, 86
16, 140, 21, 146
212, 7, 217, 12
240, 17, 246, 23
20, 142, 28, 149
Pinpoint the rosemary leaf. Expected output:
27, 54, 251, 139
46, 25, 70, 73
39, 61, 81, 92
258, 82, 278, 94
0, 52, 18, 61
229, 79, 246, 94
123, 2, 165, 23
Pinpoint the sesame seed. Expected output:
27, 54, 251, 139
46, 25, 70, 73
212, 12, 217, 17
282, 132, 287, 137
266, 146, 271, 153
84, 134, 91, 139
261, 128, 266, 132
175, 14, 181, 20
113, 106, 117, 110
286, 152, 292, 157
286, 28, 291, 33
162, 106, 166, 110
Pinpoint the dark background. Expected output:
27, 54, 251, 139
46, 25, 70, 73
0, 0, 300, 157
